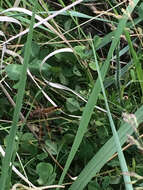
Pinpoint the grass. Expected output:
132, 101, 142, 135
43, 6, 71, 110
0, 0, 143, 190
0, 1, 38, 189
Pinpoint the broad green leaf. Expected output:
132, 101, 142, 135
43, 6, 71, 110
64, 19, 72, 30
74, 45, 87, 59
20, 133, 37, 154
45, 140, 58, 155
36, 162, 53, 185
59, 73, 68, 85
66, 98, 80, 112
93, 35, 102, 49
89, 61, 97, 71
29, 58, 52, 76
21, 41, 40, 60
5, 64, 22, 81
62, 134, 75, 145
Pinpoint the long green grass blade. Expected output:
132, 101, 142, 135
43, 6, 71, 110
0, 1, 38, 189
91, 41, 133, 189
69, 105, 143, 190
58, 0, 139, 188
124, 29, 143, 96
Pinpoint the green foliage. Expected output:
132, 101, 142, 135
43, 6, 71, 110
0, 1, 38, 189
45, 139, 58, 155
5, 64, 22, 81
88, 176, 116, 190
21, 41, 40, 59
1, 0, 143, 190
36, 162, 56, 185
66, 98, 80, 113
20, 133, 38, 154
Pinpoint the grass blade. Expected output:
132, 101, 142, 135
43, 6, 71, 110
58, 0, 139, 187
91, 41, 133, 189
0, 1, 38, 189
69, 105, 143, 190
124, 29, 143, 95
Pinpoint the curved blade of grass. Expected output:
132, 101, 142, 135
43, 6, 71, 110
48, 11, 113, 23
58, 0, 139, 188
124, 29, 143, 95
49, 10, 93, 19
69, 105, 143, 190
0, 1, 38, 189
